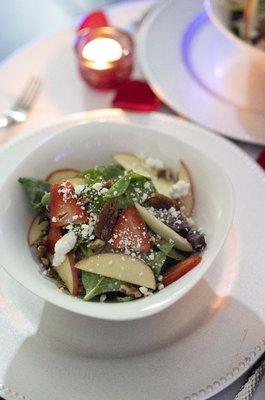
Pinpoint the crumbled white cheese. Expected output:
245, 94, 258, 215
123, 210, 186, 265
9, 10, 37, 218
51, 217, 57, 223
100, 294, 107, 303
145, 157, 164, 170
157, 283, 164, 291
52, 231, 77, 267
92, 182, 103, 191
139, 286, 148, 295
170, 180, 190, 198
158, 275, 163, 282
101, 187, 109, 195
75, 185, 85, 195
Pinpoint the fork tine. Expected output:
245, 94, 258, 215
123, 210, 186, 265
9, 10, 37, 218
20, 77, 41, 109
15, 78, 36, 107
15, 77, 41, 109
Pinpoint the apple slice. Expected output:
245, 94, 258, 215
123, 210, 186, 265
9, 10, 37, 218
114, 154, 150, 177
28, 215, 49, 246
244, 0, 259, 40
67, 177, 86, 190
114, 153, 174, 197
45, 169, 79, 184
151, 176, 174, 198
178, 161, 194, 216
135, 203, 192, 252
75, 253, 156, 289
163, 255, 202, 286
56, 252, 79, 295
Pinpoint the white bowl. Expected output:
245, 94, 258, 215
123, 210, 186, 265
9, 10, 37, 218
204, 0, 265, 64
0, 120, 234, 321
204, 0, 265, 113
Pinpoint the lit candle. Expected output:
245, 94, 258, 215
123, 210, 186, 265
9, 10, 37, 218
75, 27, 134, 90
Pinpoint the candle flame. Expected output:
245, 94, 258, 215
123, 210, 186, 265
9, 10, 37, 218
82, 38, 123, 70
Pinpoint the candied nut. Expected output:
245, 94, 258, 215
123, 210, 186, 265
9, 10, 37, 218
157, 168, 173, 181
40, 257, 50, 267
37, 245, 47, 256
34, 236, 48, 248
94, 202, 119, 240
79, 195, 92, 204
120, 283, 142, 298
88, 239, 105, 250
149, 236, 156, 244
103, 180, 113, 189
145, 193, 180, 210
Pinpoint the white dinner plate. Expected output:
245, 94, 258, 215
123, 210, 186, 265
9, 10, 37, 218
137, 0, 265, 145
0, 110, 265, 400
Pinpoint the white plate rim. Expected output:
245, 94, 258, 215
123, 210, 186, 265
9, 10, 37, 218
137, 0, 265, 145
0, 109, 265, 400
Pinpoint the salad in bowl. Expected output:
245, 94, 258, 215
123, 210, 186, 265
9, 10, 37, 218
205, 0, 265, 54
19, 154, 206, 303
229, 0, 265, 49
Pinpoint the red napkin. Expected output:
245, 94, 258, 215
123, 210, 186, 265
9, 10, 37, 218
257, 149, 265, 170
112, 80, 161, 112
77, 10, 109, 31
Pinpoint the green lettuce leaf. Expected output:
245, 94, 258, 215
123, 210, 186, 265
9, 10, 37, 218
146, 252, 167, 277
156, 239, 185, 261
104, 173, 131, 199
82, 271, 121, 301
78, 164, 124, 184
104, 171, 155, 208
18, 177, 50, 209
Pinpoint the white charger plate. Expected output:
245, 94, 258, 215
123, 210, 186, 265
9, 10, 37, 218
0, 110, 265, 400
137, 0, 265, 145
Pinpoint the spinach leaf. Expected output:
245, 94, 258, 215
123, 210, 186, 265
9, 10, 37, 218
167, 248, 185, 261
18, 177, 50, 209
156, 239, 185, 262
155, 239, 174, 254
125, 178, 154, 204
41, 192, 50, 206
146, 252, 167, 277
104, 173, 131, 199
82, 271, 121, 301
105, 171, 155, 208
85, 186, 105, 214
79, 245, 93, 258
79, 164, 124, 184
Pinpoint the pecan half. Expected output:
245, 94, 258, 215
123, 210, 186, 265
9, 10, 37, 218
120, 283, 142, 298
157, 168, 173, 181
145, 193, 181, 210
103, 180, 113, 189
94, 202, 119, 240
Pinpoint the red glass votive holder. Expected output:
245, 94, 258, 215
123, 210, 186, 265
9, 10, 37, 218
74, 26, 134, 90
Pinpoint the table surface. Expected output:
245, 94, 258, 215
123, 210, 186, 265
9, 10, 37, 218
0, 1, 264, 399
0, 0, 117, 61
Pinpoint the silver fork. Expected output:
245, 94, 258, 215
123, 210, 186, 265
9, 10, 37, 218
0, 76, 42, 128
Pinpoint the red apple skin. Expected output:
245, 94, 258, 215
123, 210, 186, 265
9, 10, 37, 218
45, 168, 79, 184
163, 255, 202, 287
57, 253, 79, 296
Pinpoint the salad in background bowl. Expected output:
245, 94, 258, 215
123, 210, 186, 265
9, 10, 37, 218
204, 0, 265, 61
0, 120, 234, 320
